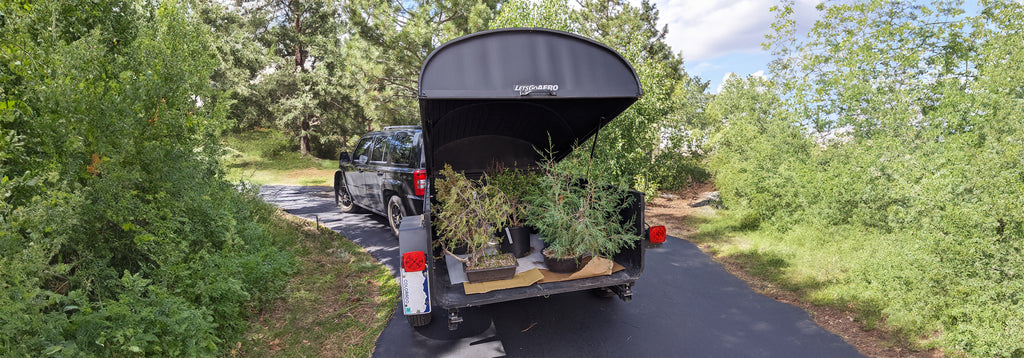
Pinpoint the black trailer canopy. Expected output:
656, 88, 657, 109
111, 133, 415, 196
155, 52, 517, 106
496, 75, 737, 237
419, 28, 642, 173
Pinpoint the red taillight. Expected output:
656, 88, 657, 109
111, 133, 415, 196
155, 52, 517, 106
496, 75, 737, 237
413, 170, 427, 197
402, 251, 426, 272
649, 225, 666, 244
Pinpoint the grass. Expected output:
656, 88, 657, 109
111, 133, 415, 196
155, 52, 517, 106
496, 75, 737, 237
691, 210, 1024, 357
230, 213, 398, 357
221, 129, 337, 186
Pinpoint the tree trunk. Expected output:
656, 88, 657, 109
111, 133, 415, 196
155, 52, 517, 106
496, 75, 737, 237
299, 119, 311, 156
294, 15, 304, 69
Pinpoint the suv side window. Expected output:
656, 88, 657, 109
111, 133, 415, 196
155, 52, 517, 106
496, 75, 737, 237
369, 135, 387, 163
388, 132, 416, 167
352, 136, 373, 163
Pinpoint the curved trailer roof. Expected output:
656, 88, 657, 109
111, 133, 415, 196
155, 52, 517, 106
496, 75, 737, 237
418, 28, 642, 172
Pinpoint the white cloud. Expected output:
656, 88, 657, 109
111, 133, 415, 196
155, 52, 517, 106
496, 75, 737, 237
715, 72, 736, 93
751, 70, 765, 79
645, 0, 820, 62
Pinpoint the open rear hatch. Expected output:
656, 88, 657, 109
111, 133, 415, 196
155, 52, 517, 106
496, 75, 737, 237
419, 28, 643, 172
418, 28, 646, 308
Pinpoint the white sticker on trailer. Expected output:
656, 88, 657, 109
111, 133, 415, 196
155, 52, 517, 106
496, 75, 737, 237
400, 269, 430, 315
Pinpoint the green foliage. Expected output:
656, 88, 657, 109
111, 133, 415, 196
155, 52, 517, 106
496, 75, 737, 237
707, 75, 812, 227
490, 0, 577, 32
704, 1, 1024, 356
486, 166, 540, 227
526, 155, 639, 259
342, 0, 500, 134
432, 165, 511, 267
0, 1, 295, 355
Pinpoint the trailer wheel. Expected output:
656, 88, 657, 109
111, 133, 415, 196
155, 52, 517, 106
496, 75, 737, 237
406, 313, 432, 327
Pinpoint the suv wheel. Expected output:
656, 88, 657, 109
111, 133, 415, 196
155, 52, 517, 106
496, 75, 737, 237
387, 195, 406, 237
336, 187, 360, 213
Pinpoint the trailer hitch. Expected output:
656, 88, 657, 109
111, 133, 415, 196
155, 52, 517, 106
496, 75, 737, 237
609, 284, 633, 302
447, 309, 463, 331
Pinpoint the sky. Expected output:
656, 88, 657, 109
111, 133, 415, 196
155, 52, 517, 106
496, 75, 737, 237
642, 0, 822, 93
645, 0, 985, 94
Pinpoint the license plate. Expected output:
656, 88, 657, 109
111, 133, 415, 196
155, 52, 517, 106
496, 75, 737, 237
400, 268, 430, 315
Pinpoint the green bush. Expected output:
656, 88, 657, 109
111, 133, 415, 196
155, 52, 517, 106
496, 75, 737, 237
703, 3, 1024, 355
0, 1, 295, 356
526, 155, 638, 259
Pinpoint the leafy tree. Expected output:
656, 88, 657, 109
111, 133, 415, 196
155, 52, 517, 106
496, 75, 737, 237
341, 0, 500, 130
707, 1, 1024, 355
196, 1, 276, 130
489, 0, 577, 31
246, 0, 351, 155
0, 1, 294, 355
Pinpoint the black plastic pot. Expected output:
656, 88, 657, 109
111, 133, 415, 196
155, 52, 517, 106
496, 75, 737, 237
499, 226, 531, 258
543, 251, 591, 273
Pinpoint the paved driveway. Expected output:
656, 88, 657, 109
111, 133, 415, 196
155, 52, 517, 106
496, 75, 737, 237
260, 185, 864, 358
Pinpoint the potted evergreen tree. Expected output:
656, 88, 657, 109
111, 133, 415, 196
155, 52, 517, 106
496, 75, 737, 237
487, 166, 538, 258
526, 158, 639, 273
433, 164, 518, 282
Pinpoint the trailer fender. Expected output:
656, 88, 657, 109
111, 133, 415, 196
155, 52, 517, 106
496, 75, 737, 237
398, 215, 431, 316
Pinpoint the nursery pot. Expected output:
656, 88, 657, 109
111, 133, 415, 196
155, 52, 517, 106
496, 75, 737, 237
543, 250, 591, 273
499, 226, 531, 258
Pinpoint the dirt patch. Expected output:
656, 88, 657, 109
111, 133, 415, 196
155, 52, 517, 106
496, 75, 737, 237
645, 184, 941, 358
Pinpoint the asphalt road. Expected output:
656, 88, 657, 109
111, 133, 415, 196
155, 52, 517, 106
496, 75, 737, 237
260, 185, 865, 358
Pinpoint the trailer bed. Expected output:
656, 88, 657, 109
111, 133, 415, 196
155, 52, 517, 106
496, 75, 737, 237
434, 267, 640, 309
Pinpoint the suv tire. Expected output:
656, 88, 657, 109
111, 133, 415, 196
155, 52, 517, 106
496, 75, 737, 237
387, 195, 406, 237
336, 187, 361, 213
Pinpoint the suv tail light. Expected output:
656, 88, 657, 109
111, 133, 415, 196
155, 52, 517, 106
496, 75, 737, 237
649, 225, 666, 244
413, 170, 427, 196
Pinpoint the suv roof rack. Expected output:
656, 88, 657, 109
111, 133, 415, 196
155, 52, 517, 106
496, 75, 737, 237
383, 125, 422, 131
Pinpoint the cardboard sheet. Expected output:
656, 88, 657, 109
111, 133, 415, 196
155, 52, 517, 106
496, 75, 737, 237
463, 268, 544, 294
537, 256, 625, 283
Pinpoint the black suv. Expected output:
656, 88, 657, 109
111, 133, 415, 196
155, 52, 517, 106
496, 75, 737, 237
334, 126, 426, 236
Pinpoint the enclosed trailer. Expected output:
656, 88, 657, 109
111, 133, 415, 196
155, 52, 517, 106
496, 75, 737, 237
397, 28, 666, 329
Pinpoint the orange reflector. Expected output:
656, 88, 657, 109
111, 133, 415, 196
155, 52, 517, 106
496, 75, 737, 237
402, 251, 426, 272
649, 226, 666, 243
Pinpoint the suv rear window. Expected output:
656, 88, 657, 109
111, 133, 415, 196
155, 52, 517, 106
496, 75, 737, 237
388, 132, 419, 167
